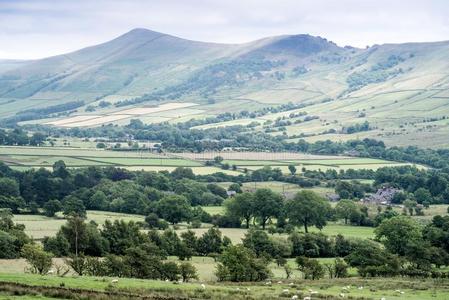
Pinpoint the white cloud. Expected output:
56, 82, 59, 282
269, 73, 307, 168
0, 0, 448, 59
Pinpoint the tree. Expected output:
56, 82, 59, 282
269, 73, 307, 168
29, 132, 46, 146
0, 196, 25, 213
295, 256, 325, 280
242, 229, 275, 257
228, 183, 242, 193
197, 227, 224, 256
375, 215, 422, 256
252, 189, 283, 230
335, 200, 359, 224
179, 262, 198, 282
53, 160, 69, 179
286, 191, 331, 233
62, 196, 86, 217
345, 239, 400, 277
403, 199, 418, 216
123, 244, 163, 279
288, 164, 297, 176
43, 200, 62, 217
0, 178, 20, 197
215, 245, 270, 282
224, 192, 254, 228
155, 195, 191, 225
161, 261, 180, 281
414, 188, 432, 204
101, 220, 146, 255
65, 254, 87, 276
214, 156, 224, 164
207, 183, 228, 198
22, 244, 53, 275
145, 213, 161, 229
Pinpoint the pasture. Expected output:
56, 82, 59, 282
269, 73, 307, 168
13, 211, 144, 240
0, 146, 417, 176
43, 102, 199, 128
0, 273, 447, 300
0, 146, 242, 175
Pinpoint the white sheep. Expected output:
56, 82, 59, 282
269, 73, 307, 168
310, 291, 318, 295
303, 297, 311, 300
247, 288, 251, 291
380, 297, 386, 300
201, 284, 206, 289
340, 293, 345, 298
291, 295, 298, 300
111, 279, 118, 284
289, 282, 294, 286
47, 270, 54, 275
358, 286, 364, 290
282, 289, 289, 293
278, 281, 283, 284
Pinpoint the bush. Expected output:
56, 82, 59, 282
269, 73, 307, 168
22, 244, 53, 275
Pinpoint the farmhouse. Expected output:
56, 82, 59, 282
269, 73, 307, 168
362, 186, 400, 205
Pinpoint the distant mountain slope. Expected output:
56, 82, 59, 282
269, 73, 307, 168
1, 28, 449, 147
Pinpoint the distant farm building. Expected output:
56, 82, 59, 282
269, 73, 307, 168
362, 187, 400, 205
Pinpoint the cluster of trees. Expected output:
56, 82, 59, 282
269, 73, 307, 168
343, 121, 371, 134
225, 190, 333, 232
0, 128, 46, 146
375, 166, 449, 204
0, 162, 232, 220
0, 210, 31, 258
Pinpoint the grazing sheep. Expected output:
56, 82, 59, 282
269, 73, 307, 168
278, 281, 283, 284
47, 270, 54, 275
310, 291, 318, 295
247, 288, 251, 291
303, 297, 311, 300
265, 281, 272, 285
340, 293, 345, 298
201, 284, 206, 289
291, 295, 298, 300
289, 282, 294, 286
380, 298, 386, 300
111, 279, 118, 284
282, 289, 289, 293
358, 286, 364, 290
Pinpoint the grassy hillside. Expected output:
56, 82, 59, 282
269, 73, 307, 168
1, 29, 449, 147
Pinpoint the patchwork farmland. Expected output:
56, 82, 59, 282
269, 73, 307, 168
42, 102, 201, 127
0, 146, 420, 174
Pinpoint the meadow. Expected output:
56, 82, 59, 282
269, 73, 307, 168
0, 272, 447, 300
43, 102, 199, 128
0, 146, 417, 177
0, 146, 235, 175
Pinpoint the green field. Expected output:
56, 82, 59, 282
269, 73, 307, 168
13, 211, 145, 240
1, 145, 417, 177
0, 146, 243, 175
0, 273, 447, 300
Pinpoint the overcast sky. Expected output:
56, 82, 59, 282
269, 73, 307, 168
1, 0, 449, 59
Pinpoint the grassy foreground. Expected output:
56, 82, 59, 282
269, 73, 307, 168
0, 273, 448, 300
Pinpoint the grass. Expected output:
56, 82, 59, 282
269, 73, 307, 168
0, 273, 448, 300
201, 206, 225, 215
177, 223, 375, 245
0, 146, 252, 175
13, 211, 144, 240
